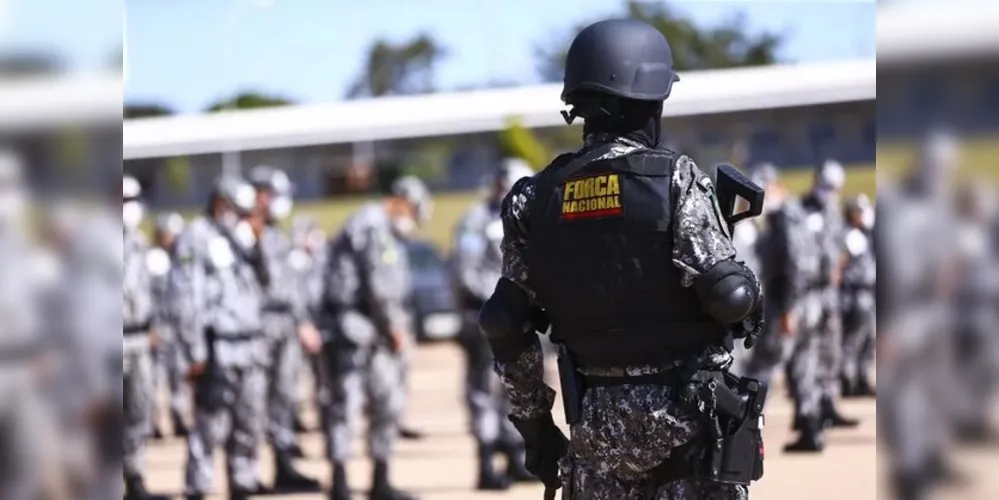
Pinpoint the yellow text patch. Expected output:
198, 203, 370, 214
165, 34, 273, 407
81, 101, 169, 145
560, 173, 623, 220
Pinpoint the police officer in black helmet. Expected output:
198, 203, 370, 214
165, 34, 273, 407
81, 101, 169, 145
478, 19, 766, 499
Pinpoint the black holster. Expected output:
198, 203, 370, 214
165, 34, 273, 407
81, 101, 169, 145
555, 344, 583, 425
193, 328, 225, 413
648, 371, 766, 493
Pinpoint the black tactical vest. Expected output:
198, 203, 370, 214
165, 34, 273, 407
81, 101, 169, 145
528, 142, 726, 369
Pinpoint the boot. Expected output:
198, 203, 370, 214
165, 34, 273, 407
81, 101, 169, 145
783, 416, 824, 453
840, 375, 855, 398
370, 460, 418, 500
925, 452, 967, 486
330, 462, 351, 500
185, 496, 204, 500
501, 443, 537, 483
125, 474, 171, 500
821, 396, 860, 429
399, 425, 424, 441
288, 441, 306, 458
228, 490, 251, 500
854, 376, 876, 397
152, 424, 165, 440
294, 413, 309, 433
272, 452, 321, 492
893, 471, 928, 500
172, 411, 189, 437
475, 443, 509, 491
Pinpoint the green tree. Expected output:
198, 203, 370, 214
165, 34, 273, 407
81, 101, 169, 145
536, 1, 783, 82
346, 33, 446, 99
124, 103, 174, 119
0, 52, 63, 76
204, 91, 295, 112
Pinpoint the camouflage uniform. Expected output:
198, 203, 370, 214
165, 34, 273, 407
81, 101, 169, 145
148, 239, 189, 434
839, 224, 876, 391
801, 193, 847, 400
171, 215, 266, 496
123, 227, 158, 482
320, 203, 411, 464
259, 225, 307, 455
743, 197, 821, 422
495, 138, 748, 499
452, 201, 522, 449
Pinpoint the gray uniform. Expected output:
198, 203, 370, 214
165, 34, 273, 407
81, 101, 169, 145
452, 201, 522, 447
171, 215, 266, 495
148, 243, 190, 429
123, 228, 158, 479
801, 192, 846, 399
320, 203, 412, 462
0, 230, 57, 500
839, 225, 876, 388
877, 184, 955, 488
494, 142, 748, 499
259, 225, 307, 454
728, 220, 763, 377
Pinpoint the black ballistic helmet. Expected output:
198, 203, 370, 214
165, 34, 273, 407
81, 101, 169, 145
562, 19, 680, 104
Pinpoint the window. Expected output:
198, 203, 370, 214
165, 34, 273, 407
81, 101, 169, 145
748, 128, 782, 165
808, 122, 837, 164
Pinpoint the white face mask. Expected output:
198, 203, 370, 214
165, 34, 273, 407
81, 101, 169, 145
269, 196, 293, 220
232, 220, 256, 249
391, 215, 416, 237
219, 210, 239, 230
123, 201, 144, 230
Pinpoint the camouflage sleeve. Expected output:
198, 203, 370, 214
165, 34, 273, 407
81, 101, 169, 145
357, 225, 411, 336
670, 155, 737, 286
499, 176, 539, 303
492, 175, 556, 420
170, 227, 208, 364
452, 210, 493, 302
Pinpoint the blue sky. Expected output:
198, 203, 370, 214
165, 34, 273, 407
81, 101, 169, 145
3, 1, 877, 114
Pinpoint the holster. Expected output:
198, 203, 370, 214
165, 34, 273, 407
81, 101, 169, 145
555, 344, 583, 425
647, 371, 766, 494
193, 328, 225, 413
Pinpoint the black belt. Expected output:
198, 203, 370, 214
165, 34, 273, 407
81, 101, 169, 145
210, 331, 260, 342
262, 303, 293, 314
123, 321, 152, 336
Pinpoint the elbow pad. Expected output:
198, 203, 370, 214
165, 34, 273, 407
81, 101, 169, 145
694, 259, 760, 325
478, 278, 536, 362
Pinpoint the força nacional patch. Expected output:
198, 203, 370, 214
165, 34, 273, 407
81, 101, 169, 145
560, 173, 623, 221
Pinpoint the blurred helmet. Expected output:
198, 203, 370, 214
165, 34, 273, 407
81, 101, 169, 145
748, 163, 779, 188
562, 19, 680, 105
391, 175, 432, 225
495, 157, 534, 197
249, 165, 293, 196
815, 159, 846, 191
155, 212, 185, 235
211, 175, 257, 215
123, 175, 142, 200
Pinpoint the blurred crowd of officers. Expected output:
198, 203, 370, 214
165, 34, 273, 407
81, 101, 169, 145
2, 127, 996, 500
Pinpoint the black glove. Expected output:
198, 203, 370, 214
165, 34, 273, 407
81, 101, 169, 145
510, 413, 569, 490
737, 298, 765, 350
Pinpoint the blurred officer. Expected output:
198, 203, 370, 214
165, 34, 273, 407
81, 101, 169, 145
149, 213, 190, 438
878, 130, 964, 500
839, 195, 877, 398
122, 176, 170, 500
800, 160, 859, 429
320, 176, 430, 500
451, 158, 537, 490
951, 184, 999, 442
248, 166, 321, 492
478, 20, 765, 499
0, 150, 66, 500
291, 215, 330, 430
727, 164, 768, 377
172, 176, 267, 500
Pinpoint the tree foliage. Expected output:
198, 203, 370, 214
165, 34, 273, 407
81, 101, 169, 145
204, 91, 295, 112
536, 0, 783, 82
124, 103, 175, 119
346, 33, 446, 99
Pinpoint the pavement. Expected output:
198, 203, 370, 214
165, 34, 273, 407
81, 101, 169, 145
144, 342, 998, 500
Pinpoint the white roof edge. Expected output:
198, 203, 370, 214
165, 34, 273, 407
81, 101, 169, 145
0, 73, 122, 130
123, 59, 876, 160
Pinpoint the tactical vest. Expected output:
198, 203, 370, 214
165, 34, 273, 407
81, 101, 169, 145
528, 143, 726, 369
